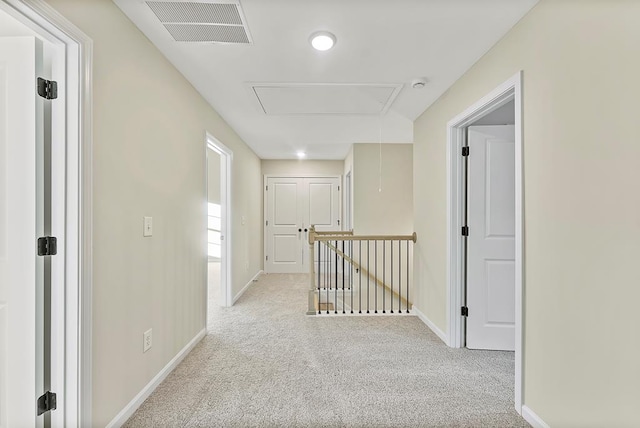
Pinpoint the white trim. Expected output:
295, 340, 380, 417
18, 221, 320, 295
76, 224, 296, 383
105, 329, 206, 428
206, 134, 233, 308
344, 170, 352, 231
411, 305, 448, 345
232, 270, 263, 304
263, 173, 343, 178
522, 406, 550, 428
445, 71, 524, 413
2, 1, 93, 425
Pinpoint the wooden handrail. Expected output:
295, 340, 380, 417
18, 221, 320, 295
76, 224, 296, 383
313, 233, 417, 243
313, 230, 354, 236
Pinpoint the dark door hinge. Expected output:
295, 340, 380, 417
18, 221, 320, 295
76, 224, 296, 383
37, 391, 57, 415
37, 236, 57, 256
266, 220, 269, 226
462, 146, 469, 157
265, 185, 268, 191
461, 306, 469, 317
266, 255, 269, 261
37, 78, 58, 100
461, 226, 469, 236
338, 185, 340, 191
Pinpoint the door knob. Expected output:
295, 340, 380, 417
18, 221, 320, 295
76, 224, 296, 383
304, 229, 308, 232
298, 228, 302, 232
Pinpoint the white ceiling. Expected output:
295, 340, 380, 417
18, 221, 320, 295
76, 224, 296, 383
114, 0, 538, 159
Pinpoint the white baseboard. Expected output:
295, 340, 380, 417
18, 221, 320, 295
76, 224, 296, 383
411, 305, 448, 345
233, 270, 263, 304
522, 405, 550, 428
105, 329, 207, 428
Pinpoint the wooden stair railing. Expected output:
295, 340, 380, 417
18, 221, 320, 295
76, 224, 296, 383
307, 226, 417, 315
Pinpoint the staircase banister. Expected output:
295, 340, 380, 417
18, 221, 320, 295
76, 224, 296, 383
314, 232, 417, 243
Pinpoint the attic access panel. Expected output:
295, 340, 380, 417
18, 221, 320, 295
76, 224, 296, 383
249, 83, 403, 116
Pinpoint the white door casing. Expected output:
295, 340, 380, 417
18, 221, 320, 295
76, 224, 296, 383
466, 125, 516, 351
0, 36, 44, 428
206, 134, 233, 307
265, 176, 340, 273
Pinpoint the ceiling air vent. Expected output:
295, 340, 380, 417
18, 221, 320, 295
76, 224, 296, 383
146, 1, 252, 44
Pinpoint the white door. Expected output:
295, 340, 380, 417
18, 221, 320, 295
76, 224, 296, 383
266, 177, 303, 273
265, 177, 340, 273
0, 37, 45, 427
466, 125, 515, 351
303, 177, 340, 272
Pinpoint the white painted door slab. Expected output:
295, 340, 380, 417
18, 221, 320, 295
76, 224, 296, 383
466, 125, 515, 351
0, 36, 44, 427
304, 177, 340, 270
265, 177, 340, 273
266, 177, 302, 273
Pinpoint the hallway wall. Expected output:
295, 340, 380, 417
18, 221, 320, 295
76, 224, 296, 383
45, 0, 262, 425
412, 0, 640, 425
352, 143, 413, 236
261, 159, 344, 176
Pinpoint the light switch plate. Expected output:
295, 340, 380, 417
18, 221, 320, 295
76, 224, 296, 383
143, 216, 153, 237
143, 328, 152, 353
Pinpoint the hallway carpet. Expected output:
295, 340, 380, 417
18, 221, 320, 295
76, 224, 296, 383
124, 273, 529, 427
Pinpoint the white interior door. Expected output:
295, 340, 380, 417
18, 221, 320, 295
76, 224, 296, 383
466, 125, 515, 351
266, 177, 303, 273
0, 36, 45, 427
303, 177, 340, 270
265, 176, 340, 273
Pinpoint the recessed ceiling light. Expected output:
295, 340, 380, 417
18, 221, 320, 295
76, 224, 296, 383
310, 31, 336, 51
297, 151, 306, 158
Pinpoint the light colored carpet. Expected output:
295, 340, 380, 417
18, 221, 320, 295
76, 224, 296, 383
124, 273, 529, 428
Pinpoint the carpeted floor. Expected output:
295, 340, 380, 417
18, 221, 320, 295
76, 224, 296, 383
124, 273, 529, 427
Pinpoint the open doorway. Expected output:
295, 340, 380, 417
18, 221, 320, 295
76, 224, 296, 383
206, 134, 232, 326
446, 72, 523, 412
463, 103, 515, 351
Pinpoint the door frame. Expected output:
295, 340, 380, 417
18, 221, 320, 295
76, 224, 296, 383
446, 72, 523, 412
344, 170, 352, 231
1, 0, 93, 425
206, 133, 233, 307
263, 174, 342, 274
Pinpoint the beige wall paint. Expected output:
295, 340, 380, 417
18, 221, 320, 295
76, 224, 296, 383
413, 0, 640, 425
46, 0, 262, 425
353, 144, 413, 236
207, 148, 221, 204
261, 159, 344, 176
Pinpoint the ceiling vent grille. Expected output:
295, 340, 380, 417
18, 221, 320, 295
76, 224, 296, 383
146, 1, 252, 44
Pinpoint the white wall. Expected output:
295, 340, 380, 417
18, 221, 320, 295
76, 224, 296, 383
45, 0, 262, 425
412, 0, 640, 425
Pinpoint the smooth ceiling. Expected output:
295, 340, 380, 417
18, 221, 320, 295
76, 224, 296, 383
113, 0, 539, 159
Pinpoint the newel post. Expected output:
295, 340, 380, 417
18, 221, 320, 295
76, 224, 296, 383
307, 225, 317, 315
